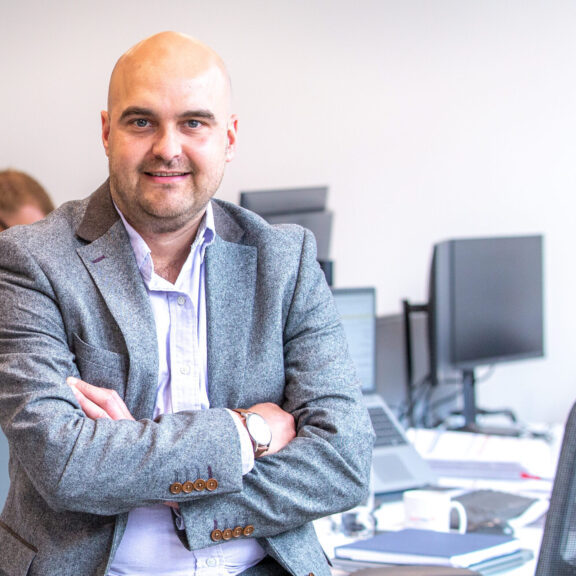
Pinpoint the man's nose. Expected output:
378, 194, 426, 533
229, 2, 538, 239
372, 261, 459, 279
152, 127, 182, 161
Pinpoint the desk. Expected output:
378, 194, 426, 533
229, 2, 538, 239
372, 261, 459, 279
316, 426, 561, 575
315, 513, 541, 575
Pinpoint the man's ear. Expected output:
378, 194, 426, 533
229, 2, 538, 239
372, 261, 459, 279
101, 111, 111, 157
225, 114, 238, 162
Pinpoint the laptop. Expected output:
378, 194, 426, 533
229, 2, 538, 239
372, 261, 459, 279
332, 287, 437, 494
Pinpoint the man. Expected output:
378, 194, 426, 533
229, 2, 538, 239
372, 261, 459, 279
0, 169, 55, 230
0, 32, 373, 575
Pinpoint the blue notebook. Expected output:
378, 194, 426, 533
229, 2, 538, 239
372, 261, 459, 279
334, 529, 521, 568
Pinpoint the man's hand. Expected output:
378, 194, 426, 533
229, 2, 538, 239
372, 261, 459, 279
247, 402, 296, 456
67, 377, 178, 509
67, 377, 135, 421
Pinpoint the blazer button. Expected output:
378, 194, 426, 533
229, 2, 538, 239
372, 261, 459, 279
182, 481, 194, 494
243, 525, 254, 537
232, 526, 243, 538
210, 529, 223, 542
222, 528, 233, 541
169, 482, 183, 495
206, 478, 218, 491
193, 479, 206, 491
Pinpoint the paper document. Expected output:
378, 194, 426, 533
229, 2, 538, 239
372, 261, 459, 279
407, 428, 559, 481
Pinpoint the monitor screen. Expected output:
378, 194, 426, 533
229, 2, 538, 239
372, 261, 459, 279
331, 287, 376, 393
428, 234, 544, 384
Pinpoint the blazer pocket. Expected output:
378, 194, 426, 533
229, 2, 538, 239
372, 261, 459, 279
72, 333, 128, 396
0, 520, 37, 576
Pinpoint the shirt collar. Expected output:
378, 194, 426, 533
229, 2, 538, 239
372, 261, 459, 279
115, 202, 216, 284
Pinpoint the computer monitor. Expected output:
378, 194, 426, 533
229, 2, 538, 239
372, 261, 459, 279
376, 311, 431, 419
331, 287, 376, 394
428, 234, 544, 431
239, 186, 328, 215
239, 186, 333, 265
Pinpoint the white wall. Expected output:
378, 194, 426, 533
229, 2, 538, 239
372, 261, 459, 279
2, 0, 576, 425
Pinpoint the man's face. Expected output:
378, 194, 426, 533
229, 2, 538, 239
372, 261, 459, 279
101, 60, 237, 236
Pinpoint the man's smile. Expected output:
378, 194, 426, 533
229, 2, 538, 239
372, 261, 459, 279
143, 171, 191, 183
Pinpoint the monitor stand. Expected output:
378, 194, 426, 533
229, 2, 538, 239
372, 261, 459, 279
451, 370, 522, 437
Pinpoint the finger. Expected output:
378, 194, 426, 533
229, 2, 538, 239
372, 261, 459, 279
69, 383, 112, 420
67, 376, 133, 419
67, 377, 134, 421
67, 376, 110, 402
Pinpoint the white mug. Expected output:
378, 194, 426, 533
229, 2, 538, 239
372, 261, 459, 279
403, 489, 467, 533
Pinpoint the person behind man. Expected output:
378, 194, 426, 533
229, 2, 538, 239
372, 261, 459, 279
0, 31, 373, 575
0, 169, 55, 230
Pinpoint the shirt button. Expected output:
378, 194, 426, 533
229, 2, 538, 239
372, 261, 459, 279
177, 295, 186, 306
206, 558, 218, 567
179, 366, 190, 375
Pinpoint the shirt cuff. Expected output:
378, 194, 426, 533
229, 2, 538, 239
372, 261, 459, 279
227, 409, 255, 475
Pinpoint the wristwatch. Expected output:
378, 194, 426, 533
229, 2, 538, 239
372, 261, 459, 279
233, 409, 272, 458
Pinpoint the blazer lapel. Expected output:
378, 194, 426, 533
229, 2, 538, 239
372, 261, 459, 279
75, 182, 159, 419
206, 205, 257, 408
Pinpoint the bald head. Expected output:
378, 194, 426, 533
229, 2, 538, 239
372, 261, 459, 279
107, 31, 232, 116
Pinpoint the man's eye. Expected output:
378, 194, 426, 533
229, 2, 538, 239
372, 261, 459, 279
134, 119, 149, 128
187, 120, 202, 129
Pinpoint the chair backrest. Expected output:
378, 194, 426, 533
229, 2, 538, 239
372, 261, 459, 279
0, 430, 8, 509
536, 401, 576, 575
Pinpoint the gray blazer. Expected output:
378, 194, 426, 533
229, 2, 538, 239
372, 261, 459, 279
0, 182, 373, 576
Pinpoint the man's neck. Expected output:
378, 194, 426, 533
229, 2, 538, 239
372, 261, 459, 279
144, 223, 200, 284
112, 198, 209, 284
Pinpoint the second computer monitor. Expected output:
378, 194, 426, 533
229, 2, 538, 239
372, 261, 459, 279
239, 186, 333, 263
331, 287, 376, 394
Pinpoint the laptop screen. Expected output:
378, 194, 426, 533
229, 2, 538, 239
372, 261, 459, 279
331, 287, 376, 394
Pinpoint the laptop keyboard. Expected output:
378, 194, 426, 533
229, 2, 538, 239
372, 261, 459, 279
368, 406, 408, 447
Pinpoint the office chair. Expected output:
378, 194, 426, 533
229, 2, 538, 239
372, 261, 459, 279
536, 400, 576, 575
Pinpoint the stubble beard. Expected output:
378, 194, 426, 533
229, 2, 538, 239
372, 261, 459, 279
109, 161, 224, 235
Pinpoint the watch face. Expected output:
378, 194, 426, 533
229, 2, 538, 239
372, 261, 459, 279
246, 413, 272, 446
